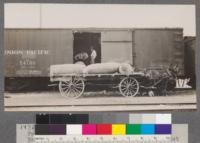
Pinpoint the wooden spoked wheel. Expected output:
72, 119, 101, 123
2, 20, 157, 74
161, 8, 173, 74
119, 77, 139, 97
59, 77, 85, 98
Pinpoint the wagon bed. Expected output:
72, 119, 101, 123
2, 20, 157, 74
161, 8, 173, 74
50, 72, 145, 99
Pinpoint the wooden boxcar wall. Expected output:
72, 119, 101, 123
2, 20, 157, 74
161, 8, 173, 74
134, 29, 184, 74
101, 30, 133, 64
4, 28, 184, 78
5, 29, 73, 77
184, 36, 196, 87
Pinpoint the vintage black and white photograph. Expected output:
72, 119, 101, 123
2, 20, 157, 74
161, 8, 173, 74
4, 4, 196, 111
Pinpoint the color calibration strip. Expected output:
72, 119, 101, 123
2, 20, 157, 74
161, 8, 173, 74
36, 113, 171, 124
35, 124, 172, 135
16, 124, 188, 143
35, 113, 171, 135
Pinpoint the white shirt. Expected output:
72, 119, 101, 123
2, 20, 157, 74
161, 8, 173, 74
91, 50, 97, 59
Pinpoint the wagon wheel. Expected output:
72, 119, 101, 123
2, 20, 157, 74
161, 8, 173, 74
59, 77, 85, 99
119, 77, 139, 97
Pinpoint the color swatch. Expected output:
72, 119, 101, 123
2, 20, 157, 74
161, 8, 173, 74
155, 124, 172, 134
141, 124, 155, 134
112, 124, 126, 135
66, 124, 82, 135
49, 124, 66, 135
82, 124, 96, 135
96, 124, 112, 135
126, 124, 141, 134
35, 124, 66, 135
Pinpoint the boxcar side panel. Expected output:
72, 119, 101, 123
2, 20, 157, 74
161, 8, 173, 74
101, 31, 133, 64
101, 31, 132, 42
5, 29, 73, 77
134, 29, 184, 74
184, 37, 196, 87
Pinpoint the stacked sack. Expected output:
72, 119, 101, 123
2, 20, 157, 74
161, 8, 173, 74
50, 63, 86, 77
119, 63, 134, 75
83, 62, 120, 74
50, 62, 134, 76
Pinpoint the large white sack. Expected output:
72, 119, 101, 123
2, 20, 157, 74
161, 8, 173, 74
119, 63, 134, 75
50, 64, 86, 76
75, 61, 86, 66
83, 63, 120, 74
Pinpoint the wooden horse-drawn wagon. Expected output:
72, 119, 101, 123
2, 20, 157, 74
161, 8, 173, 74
50, 63, 177, 99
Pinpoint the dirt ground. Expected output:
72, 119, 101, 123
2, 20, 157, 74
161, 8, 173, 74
4, 90, 196, 111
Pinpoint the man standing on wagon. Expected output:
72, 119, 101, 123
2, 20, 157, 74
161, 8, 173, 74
90, 46, 97, 64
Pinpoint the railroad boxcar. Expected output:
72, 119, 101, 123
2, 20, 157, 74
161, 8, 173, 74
4, 28, 185, 91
